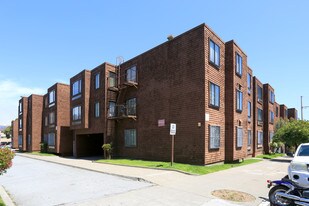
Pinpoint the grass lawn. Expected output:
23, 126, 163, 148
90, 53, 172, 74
256, 153, 285, 159
96, 158, 261, 175
0, 195, 5, 206
28, 152, 57, 156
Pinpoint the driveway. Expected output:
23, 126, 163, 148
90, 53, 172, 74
0, 156, 152, 206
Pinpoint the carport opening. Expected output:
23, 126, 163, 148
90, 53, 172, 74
76, 133, 104, 157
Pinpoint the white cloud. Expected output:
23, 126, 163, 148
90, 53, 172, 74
0, 80, 46, 125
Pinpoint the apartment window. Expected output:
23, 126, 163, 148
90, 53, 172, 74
270, 131, 274, 142
49, 90, 55, 105
126, 98, 136, 116
43, 134, 48, 143
258, 108, 263, 122
45, 116, 48, 126
248, 101, 252, 122
126, 66, 137, 82
48, 133, 55, 147
18, 135, 22, 146
276, 106, 279, 117
210, 82, 220, 107
258, 86, 263, 102
248, 130, 252, 147
269, 91, 275, 104
270, 111, 274, 123
19, 119, 22, 129
209, 39, 220, 67
108, 101, 116, 117
236, 90, 243, 112
95, 102, 100, 117
109, 72, 117, 87
258, 131, 263, 145
236, 53, 242, 76
285, 109, 288, 118
237, 127, 243, 147
124, 129, 136, 147
49, 112, 55, 125
95, 73, 100, 89
19, 102, 22, 114
72, 106, 81, 121
209, 125, 220, 149
247, 73, 252, 93
72, 79, 82, 97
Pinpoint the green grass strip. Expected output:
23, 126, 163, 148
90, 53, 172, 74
0, 195, 5, 206
96, 158, 261, 175
28, 152, 57, 156
256, 153, 285, 159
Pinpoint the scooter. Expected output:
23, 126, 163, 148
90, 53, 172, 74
268, 177, 309, 206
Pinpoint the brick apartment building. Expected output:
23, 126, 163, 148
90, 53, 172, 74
280, 104, 288, 120
18, 97, 28, 151
11, 118, 18, 149
70, 63, 116, 157
42, 83, 72, 156
263, 84, 275, 153
288, 108, 298, 120
26, 94, 43, 152
252, 77, 264, 156
14, 23, 299, 164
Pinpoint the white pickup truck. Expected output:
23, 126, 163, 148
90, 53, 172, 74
288, 143, 309, 187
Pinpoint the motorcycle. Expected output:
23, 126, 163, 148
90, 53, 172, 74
268, 176, 309, 206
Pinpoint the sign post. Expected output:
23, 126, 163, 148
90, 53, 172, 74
170, 123, 176, 166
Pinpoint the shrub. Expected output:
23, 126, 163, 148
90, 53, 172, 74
0, 148, 15, 175
40, 142, 48, 153
102, 143, 112, 159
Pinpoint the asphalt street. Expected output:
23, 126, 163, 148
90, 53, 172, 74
0, 156, 152, 206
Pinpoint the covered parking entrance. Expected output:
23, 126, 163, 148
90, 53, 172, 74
74, 133, 104, 157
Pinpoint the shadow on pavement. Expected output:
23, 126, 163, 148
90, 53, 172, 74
270, 157, 292, 163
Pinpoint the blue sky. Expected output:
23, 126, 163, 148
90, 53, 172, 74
0, 0, 309, 125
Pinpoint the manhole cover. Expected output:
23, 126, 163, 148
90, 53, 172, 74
211, 189, 256, 202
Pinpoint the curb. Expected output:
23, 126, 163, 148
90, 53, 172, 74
0, 185, 15, 206
17, 154, 154, 185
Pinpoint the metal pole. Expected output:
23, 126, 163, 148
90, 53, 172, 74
171, 135, 174, 166
301, 96, 302, 120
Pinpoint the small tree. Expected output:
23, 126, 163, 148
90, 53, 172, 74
0, 148, 15, 175
3, 126, 12, 138
102, 143, 112, 159
273, 120, 309, 149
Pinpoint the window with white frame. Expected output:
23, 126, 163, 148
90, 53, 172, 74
49, 90, 55, 105
95, 102, 100, 117
258, 108, 263, 122
247, 73, 252, 92
124, 129, 136, 147
48, 133, 55, 147
19, 119, 22, 129
108, 102, 116, 117
248, 130, 252, 147
125, 66, 137, 82
209, 39, 220, 67
237, 127, 243, 147
19, 102, 22, 114
270, 111, 274, 123
95, 73, 100, 89
236, 53, 242, 76
236, 90, 243, 112
109, 72, 117, 87
126, 98, 136, 115
258, 131, 263, 145
248, 101, 252, 121
18, 135, 22, 146
72, 106, 81, 121
269, 91, 275, 104
210, 82, 220, 107
209, 125, 220, 149
269, 131, 274, 142
258, 86, 263, 102
49, 112, 55, 125
72, 79, 82, 97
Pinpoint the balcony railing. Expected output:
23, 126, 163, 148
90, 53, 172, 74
108, 105, 137, 120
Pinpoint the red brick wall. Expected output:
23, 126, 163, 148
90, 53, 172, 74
280, 104, 288, 120
225, 40, 250, 162
288, 108, 298, 120
253, 77, 263, 156
247, 68, 254, 156
11, 119, 18, 149
18, 97, 28, 151
263, 84, 275, 154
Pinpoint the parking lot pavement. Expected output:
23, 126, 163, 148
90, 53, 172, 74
10, 153, 290, 206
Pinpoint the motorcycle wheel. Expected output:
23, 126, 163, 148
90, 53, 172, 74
268, 185, 294, 206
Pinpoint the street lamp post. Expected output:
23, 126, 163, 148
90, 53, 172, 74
301, 96, 309, 120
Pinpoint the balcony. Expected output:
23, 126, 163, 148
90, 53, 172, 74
108, 105, 137, 120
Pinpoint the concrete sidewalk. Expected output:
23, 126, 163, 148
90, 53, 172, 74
11, 153, 290, 206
